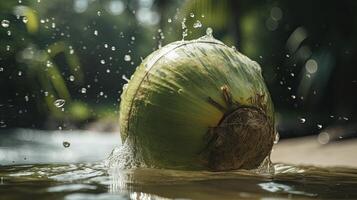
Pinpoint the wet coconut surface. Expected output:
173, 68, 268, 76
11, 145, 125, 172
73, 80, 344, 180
1, 1, 357, 199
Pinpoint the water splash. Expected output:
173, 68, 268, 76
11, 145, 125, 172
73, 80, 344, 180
206, 27, 213, 37
196, 27, 218, 43
274, 132, 280, 144
105, 141, 145, 169
121, 74, 130, 83
193, 20, 202, 28
253, 155, 275, 174
181, 17, 188, 40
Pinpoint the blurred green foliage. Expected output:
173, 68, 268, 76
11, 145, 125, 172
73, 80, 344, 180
1, 0, 357, 137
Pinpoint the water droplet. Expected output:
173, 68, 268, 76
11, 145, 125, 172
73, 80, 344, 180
18, 71, 22, 76
1, 20, 10, 28
178, 89, 183, 94
100, 59, 106, 64
99, 91, 104, 96
69, 75, 75, 82
274, 132, 280, 144
299, 118, 306, 123
46, 60, 52, 67
7, 30, 11, 36
317, 124, 323, 129
189, 12, 194, 18
291, 95, 296, 99
206, 27, 213, 37
24, 95, 29, 102
0, 120, 7, 128
131, 36, 135, 41
317, 132, 329, 145
46, 48, 53, 54
193, 20, 202, 28
81, 88, 87, 94
22, 16, 28, 24
167, 18, 172, 23
104, 43, 108, 48
181, 17, 187, 40
181, 17, 186, 29
305, 59, 318, 74
0, 67, 3, 72
63, 141, 70, 148
69, 49, 74, 54
182, 29, 188, 40
124, 54, 131, 62
111, 46, 116, 51
290, 73, 295, 77
94, 30, 98, 36
122, 74, 130, 83
97, 11, 101, 16
271, 7, 283, 21
286, 54, 290, 58
54, 99, 65, 108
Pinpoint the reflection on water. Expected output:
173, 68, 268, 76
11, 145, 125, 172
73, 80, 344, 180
1, 129, 357, 199
2, 163, 357, 199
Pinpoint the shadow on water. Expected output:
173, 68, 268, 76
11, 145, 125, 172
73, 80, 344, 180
1, 129, 357, 199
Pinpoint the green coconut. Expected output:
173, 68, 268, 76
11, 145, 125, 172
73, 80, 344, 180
119, 33, 275, 171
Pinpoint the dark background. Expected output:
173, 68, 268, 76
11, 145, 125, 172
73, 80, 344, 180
0, 0, 356, 139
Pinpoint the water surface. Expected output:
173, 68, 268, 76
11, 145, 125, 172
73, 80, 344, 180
1, 129, 357, 200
